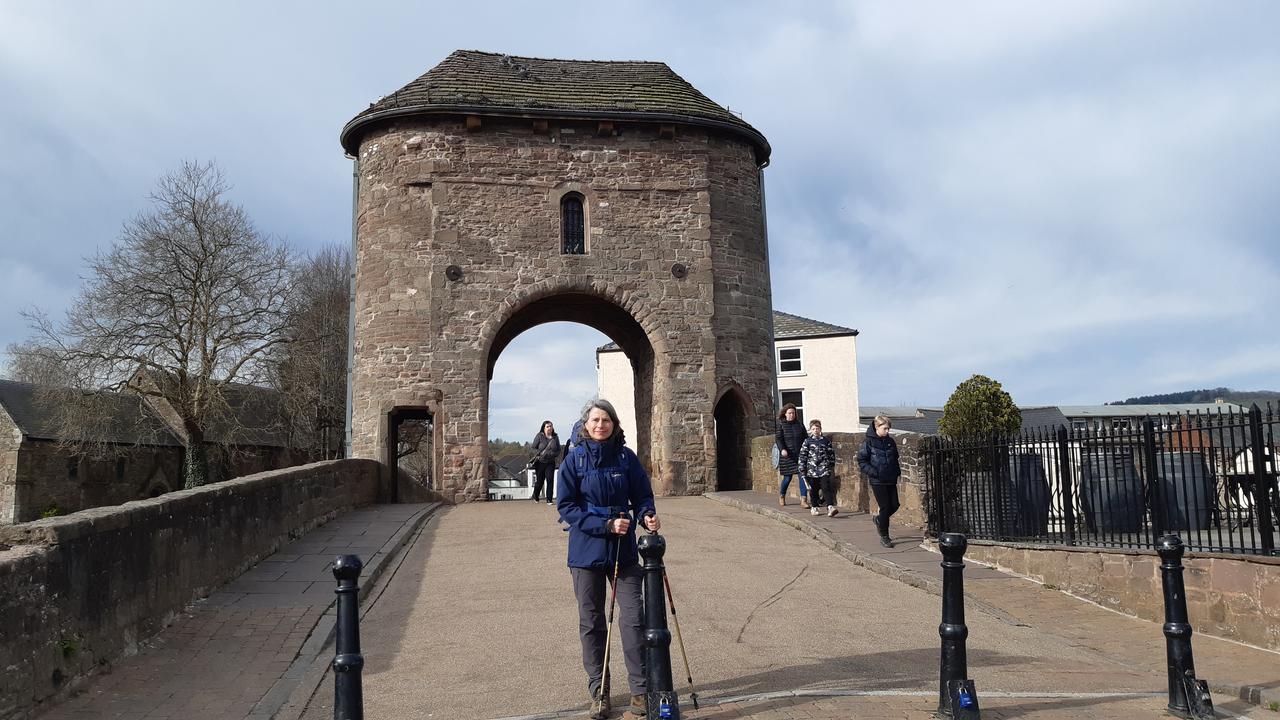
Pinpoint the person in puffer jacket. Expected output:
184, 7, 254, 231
857, 414, 901, 547
798, 419, 838, 517
557, 398, 659, 719
774, 404, 810, 507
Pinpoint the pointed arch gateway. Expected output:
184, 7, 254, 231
713, 383, 753, 491
341, 50, 778, 502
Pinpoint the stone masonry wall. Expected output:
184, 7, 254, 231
0, 459, 378, 719
707, 135, 776, 447
11, 441, 184, 524
751, 430, 929, 528
349, 116, 774, 500
0, 411, 18, 525
963, 542, 1280, 651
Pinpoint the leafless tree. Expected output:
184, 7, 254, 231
3, 340, 71, 385
269, 245, 350, 459
23, 160, 293, 488
396, 418, 434, 490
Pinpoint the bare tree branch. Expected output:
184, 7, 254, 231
22, 160, 296, 487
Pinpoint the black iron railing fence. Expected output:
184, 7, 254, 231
923, 404, 1279, 555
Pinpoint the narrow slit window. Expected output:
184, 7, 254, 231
562, 194, 585, 254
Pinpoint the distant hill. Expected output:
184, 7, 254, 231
1110, 388, 1280, 408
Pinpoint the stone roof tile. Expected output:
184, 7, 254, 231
772, 311, 858, 340
342, 50, 769, 161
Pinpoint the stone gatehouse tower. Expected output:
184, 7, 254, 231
341, 50, 776, 501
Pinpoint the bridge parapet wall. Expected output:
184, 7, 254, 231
0, 458, 378, 720
961, 541, 1280, 651
750, 431, 930, 528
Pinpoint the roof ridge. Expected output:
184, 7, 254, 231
454, 49, 672, 66
341, 49, 770, 162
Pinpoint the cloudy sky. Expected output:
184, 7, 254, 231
2, 1, 1278, 441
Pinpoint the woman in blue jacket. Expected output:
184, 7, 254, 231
557, 398, 660, 718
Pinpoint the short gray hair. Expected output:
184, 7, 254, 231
579, 397, 623, 441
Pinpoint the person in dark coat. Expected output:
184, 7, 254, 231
774, 403, 810, 507
562, 417, 584, 461
857, 415, 901, 547
557, 398, 660, 719
530, 420, 561, 504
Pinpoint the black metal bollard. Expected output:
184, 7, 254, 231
1157, 536, 1215, 719
937, 533, 980, 718
332, 555, 365, 720
637, 532, 680, 720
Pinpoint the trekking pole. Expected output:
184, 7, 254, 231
592, 518, 625, 720
661, 569, 699, 709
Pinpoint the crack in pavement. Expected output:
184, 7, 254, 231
735, 563, 810, 643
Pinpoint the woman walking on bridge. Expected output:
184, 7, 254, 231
775, 403, 810, 507
557, 398, 661, 719
530, 420, 561, 504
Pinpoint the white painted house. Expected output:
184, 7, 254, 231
597, 311, 860, 433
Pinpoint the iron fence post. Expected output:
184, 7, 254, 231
1158, 536, 1214, 719
990, 434, 1007, 540
638, 532, 679, 719
333, 555, 364, 720
933, 437, 948, 536
1056, 427, 1076, 546
937, 533, 980, 718
1143, 419, 1165, 538
1248, 405, 1275, 554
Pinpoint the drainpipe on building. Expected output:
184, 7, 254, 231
345, 157, 359, 458
758, 165, 779, 415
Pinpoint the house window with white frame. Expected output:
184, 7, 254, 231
777, 346, 803, 375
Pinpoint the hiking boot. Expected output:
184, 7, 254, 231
801, 497, 811, 509
588, 693, 611, 719
828, 505, 838, 517
880, 535, 893, 548
629, 694, 647, 717
811, 507, 821, 516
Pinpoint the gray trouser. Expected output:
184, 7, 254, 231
571, 563, 646, 697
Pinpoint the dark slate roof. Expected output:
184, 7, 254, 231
496, 456, 530, 479
891, 416, 940, 435
1018, 406, 1070, 433
857, 406, 1068, 436
0, 379, 182, 446
203, 382, 293, 448
860, 406, 926, 419
132, 369, 296, 449
772, 311, 858, 340
341, 49, 770, 162
597, 311, 857, 353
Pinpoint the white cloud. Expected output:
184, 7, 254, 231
488, 323, 610, 441
2, 0, 1277, 417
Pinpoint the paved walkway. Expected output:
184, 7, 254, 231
35, 493, 1279, 720
35, 503, 435, 720
285, 495, 1275, 720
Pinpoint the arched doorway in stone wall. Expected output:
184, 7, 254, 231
714, 385, 752, 491
484, 292, 657, 476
